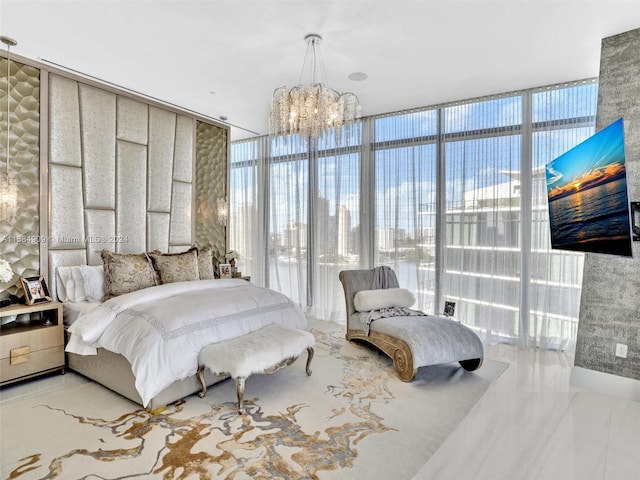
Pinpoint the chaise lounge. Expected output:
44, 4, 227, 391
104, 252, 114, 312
339, 268, 484, 381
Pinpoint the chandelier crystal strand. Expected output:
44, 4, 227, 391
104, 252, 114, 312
1, 36, 18, 223
270, 34, 361, 143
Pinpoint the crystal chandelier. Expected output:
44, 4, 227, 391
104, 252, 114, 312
1, 35, 18, 223
270, 34, 361, 142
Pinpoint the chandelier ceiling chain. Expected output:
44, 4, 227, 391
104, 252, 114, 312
270, 33, 361, 143
1, 35, 18, 223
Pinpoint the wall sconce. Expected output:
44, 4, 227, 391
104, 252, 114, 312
631, 202, 639, 241
216, 198, 228, 227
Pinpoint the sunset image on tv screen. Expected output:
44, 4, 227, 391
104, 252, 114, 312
545, 118, 633, 257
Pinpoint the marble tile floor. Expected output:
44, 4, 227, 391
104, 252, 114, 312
1, 344, 639, 480
414, 344, 640, 480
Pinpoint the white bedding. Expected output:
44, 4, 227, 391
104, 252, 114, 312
62, 301, 99, 327
66, 279, 307, 406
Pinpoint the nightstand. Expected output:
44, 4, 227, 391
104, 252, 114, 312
0, 302, 65, 386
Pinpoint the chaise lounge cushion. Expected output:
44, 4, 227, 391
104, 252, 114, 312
354, 288, 415, 312
366, 314, 483, 367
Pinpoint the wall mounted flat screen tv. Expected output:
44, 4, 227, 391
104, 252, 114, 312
545, 118, 633, 257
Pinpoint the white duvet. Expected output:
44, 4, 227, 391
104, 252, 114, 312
66, 279, 307, 406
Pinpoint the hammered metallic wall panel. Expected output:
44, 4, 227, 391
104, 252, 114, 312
195, 121, 228, 263
46, 73, 227, 291
0, 58, 40, 299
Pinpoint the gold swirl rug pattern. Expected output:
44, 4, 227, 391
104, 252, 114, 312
0, 321, 506, 479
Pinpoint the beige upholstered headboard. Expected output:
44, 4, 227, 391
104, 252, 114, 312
45, 73, 226, 301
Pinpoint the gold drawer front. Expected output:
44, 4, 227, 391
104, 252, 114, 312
0, 346, 64, 384
0, 325, 62, 359
10, 346, 30, 365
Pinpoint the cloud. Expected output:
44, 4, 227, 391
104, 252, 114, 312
546, 164, 563, 185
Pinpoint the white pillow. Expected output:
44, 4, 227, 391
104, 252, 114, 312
69, 266, 86, 302
81, 265, 105, 303
353, 288, 416, 312
56, 265, 93, 303
55, 266, 72, 302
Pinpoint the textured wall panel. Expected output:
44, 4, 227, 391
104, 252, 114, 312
79, 84, 116, 209
44, 74, 224, 283
117, 96, 148, 144
116, 141, 147, 253
0, 59, 40, 299
169, 245, 191, 254
173, 115, 194, 182
48, 250, 87, 302
147, 212, 170, 252
169, 181, 192, 245
49, 165, 85, 250
195, 121, 228, 263
49, 74, 81, 167
85, 209, 116, 265
148, 106, 176, 212
575, 28, 640, 382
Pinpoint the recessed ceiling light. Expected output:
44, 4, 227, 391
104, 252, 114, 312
209, 91, 216, 95
348, 72, 368, 81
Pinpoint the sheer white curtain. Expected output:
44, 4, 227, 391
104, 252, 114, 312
228, 138, 269, 285
442, 96, 523, 343
229, 80, 598, 351
309, 127, 362, 322
373, 110, 439, 313
529, 81, 597, 351
267, 134, 309, 306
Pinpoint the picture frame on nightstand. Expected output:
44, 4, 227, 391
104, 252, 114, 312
219, 264, 232, 279
19, 275, 52, 305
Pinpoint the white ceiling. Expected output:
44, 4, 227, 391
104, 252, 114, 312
2, 1, 639, 141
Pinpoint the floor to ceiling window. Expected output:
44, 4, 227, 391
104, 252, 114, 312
229, 79, 598, 351
442, 95, 523, 344
373, 109, 438, 311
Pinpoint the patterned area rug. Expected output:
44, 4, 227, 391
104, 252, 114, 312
1, 320, 507, 479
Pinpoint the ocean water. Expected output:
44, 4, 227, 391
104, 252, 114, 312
548, 178, 631, 247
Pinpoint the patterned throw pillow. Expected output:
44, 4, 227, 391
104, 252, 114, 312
196, 244, 215, 280
149, 248, 200, 284
101, 250, 157, 300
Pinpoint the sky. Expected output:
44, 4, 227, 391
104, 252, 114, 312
546, 117, 626, 201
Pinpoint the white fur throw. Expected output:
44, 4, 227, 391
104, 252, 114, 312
354, 288, 416, 312
198, 325, 315, 379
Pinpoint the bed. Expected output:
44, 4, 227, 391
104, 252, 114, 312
58, 250, 307, 410
339, 268, 483, 381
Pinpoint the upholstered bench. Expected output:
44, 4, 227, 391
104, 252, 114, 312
196, 325, 315, 413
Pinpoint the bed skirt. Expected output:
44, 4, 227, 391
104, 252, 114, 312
66, 338, 227, 410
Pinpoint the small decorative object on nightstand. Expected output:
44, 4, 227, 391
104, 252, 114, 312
443, 301, 459, 322
0, 302, 65, 386
19, 275, 52, 306
443, 301, 456, 317
219, 264, 232, 279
